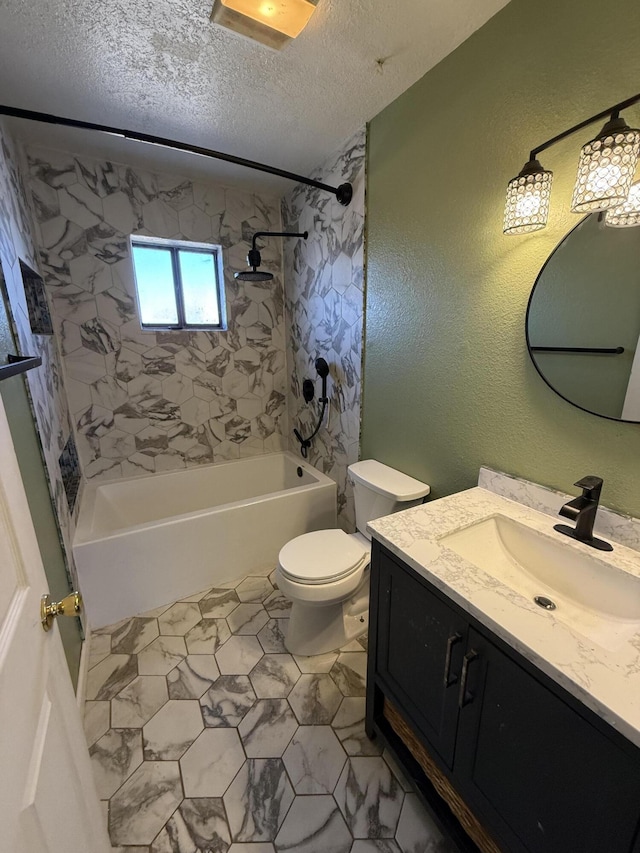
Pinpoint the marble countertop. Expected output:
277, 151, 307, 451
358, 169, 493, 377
368, 485, 640, 749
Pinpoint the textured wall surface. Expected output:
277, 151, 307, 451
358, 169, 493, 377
0, 123, 79, 581
364, 0, 640, 517
282, 129, 366, 531
27, 148, 289, 480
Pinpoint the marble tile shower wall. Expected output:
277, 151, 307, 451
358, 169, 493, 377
26, 147, 289, 481
0, 123, 78, 585
282, 128, 366, 531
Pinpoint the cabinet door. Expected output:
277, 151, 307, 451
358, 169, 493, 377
376, 549, 467, 768
456, 627, 640, 853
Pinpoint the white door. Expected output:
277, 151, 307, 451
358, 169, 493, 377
0, 393, 110, 853
622, 334, 640, 420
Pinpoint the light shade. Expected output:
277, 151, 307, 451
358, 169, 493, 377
503, 159, 553, 235
570, 116, 640, 213
211, 0, 317, 49
605, 180, 640, 228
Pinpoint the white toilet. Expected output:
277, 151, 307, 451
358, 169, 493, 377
276, 459, 430, 656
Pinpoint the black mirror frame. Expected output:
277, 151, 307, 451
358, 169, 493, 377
525, 213, 640, 425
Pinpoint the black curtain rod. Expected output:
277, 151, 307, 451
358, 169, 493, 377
530, 92, 640, 160
0, 104, 353, 206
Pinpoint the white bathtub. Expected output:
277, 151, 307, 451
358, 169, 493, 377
73, 452, 336, 629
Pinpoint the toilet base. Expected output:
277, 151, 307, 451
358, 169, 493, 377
284, 576, 369, 656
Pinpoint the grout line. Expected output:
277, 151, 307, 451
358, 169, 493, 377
219, 783, 235, 844
151, 796, 184, 849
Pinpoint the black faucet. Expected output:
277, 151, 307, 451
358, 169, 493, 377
554, 476, 613, 552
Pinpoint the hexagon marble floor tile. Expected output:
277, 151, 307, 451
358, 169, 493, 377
84, 571, 457, 853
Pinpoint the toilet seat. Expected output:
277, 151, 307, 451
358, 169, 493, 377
278, 529, 369, 585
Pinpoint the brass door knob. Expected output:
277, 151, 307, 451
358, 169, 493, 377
41, 591, 82, 632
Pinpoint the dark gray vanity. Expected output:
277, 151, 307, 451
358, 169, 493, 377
366, 531, 640, 853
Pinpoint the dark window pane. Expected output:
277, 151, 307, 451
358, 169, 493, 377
178, 250, 220, 326
132, 245, 178, 325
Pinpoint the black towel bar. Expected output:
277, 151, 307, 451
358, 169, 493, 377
530, 346, 624, 355
0, 354, 42, 381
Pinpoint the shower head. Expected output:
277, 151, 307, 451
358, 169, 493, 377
315, 357, 329, 379
234, 267, 274, 282
315, 356, 329, 402
235, 230, 308, 282
293, 356, 331, 457
234, 246, 274, 281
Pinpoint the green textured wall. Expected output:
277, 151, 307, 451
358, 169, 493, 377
363, 0, 640, 516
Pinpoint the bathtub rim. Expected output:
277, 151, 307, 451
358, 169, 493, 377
74, 451, 335, 546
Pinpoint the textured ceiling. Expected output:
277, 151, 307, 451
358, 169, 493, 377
0, 0, 510, 192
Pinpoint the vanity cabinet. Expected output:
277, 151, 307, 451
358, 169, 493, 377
367, 541, 640, 853
375, 552, 468, 768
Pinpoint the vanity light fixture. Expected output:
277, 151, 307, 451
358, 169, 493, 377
211, 0, 317, 49
571, 114, 640, 213
504, 92, 640, 235
605, 180, 640, 228
503, 158, 553, 235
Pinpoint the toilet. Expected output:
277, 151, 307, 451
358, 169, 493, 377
276, 459, 430, 656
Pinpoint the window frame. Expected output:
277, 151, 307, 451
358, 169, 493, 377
129, 235, 227, 332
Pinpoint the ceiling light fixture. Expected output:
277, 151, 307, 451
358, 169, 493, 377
504, 93, 640, 235
211, 0, 317, 50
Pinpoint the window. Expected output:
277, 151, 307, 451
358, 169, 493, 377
130, 236, 226, 331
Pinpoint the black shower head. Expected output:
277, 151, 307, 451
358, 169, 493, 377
234, 247, 274, 282
235, 230, 308, 282
235, 267, 274, 282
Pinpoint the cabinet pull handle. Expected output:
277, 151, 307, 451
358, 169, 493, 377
458, 650, 479, 708
443, 632, 463, 687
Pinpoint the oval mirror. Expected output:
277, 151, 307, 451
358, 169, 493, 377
526, 213, 640, 422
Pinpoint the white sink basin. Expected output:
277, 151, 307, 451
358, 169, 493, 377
440, 514, 640, 650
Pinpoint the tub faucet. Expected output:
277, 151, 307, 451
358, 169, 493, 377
554, 475, 613, 552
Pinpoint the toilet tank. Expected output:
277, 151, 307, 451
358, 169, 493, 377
348, 460, 430, 540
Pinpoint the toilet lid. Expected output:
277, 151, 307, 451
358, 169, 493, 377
279, 529, 369, 584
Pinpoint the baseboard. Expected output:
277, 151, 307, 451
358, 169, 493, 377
76, 628, 91, 710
